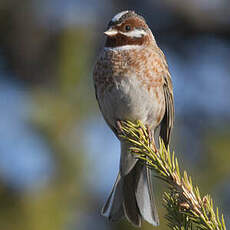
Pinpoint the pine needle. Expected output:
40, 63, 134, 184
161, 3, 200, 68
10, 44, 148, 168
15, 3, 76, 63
119, 120, 226, 230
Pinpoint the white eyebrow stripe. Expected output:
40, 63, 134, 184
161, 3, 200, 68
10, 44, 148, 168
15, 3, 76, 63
112, 11, 129, 22
120, 29, 147, 38
104, 45, 143, 51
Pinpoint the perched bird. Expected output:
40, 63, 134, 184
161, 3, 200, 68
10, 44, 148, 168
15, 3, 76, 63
93, 10, 174, 227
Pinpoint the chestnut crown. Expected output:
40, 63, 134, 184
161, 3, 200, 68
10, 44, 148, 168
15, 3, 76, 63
104, 11, 152, 48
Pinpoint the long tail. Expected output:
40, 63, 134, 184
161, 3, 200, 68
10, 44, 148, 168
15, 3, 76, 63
101, 143, 159, 227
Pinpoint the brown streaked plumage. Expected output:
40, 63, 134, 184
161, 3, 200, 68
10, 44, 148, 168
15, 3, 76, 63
93, 10, 174, 227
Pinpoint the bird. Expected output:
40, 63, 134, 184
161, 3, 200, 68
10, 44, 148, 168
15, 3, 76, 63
93, 10, 174, 227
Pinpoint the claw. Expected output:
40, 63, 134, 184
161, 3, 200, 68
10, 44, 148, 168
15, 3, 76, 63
146, 125, 157, 152
116, 120, 125, 135
146, 125, 153, 143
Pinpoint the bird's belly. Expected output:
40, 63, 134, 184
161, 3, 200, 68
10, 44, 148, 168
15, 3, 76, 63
100, 76, 165, 129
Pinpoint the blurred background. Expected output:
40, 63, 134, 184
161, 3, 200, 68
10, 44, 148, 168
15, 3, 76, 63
0, 0, 230, 229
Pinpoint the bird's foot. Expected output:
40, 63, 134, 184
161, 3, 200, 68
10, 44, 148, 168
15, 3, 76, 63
116, 120, 125, 135
146, 125, 157, 152
146, 125, 153, 143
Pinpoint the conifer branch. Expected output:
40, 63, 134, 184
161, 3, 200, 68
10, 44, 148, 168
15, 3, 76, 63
119, 120, 226, 230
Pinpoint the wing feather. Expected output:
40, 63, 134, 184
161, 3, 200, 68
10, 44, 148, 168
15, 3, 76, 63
159, 74, 174, 146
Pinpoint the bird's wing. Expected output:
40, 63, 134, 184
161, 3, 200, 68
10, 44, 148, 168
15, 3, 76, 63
159, 72, 174, 147
156, 48, 174, 146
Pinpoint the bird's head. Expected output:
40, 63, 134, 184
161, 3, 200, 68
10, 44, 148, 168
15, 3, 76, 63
104, 11, 154, 49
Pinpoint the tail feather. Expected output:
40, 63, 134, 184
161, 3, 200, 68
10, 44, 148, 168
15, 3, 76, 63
123, 164, 141, 227
101, 161, 159, 227
136, 166, 159, 225
101, 174, 124, 221
120, 142, 138, 176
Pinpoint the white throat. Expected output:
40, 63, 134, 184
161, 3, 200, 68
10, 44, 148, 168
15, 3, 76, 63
104, 45, 143, 51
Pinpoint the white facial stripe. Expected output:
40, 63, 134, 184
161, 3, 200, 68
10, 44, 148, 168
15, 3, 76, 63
104, 45, 143, 51
120, 29, 147, 38
112, 11, 129, 22
104, 29, 118, 36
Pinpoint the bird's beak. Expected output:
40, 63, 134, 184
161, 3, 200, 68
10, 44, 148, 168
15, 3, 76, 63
104, 28, 118, 36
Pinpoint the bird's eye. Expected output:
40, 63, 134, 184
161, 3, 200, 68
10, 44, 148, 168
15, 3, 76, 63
125, 25, 131, 31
